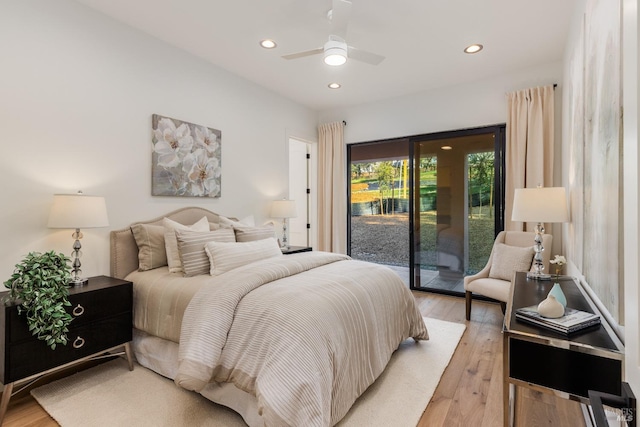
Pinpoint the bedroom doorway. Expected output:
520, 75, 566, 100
288, 137, 317, 248
347, 125, 505, 297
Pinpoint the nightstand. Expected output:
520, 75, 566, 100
0, 276, 133, 423
281, 246, 312, 255
503, 272, 623, 426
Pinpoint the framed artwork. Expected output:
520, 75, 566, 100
151, 114, 221, 197
568, 0, 622, 323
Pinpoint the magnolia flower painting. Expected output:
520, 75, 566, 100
151, 114, 221, 197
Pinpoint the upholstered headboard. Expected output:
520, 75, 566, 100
110, 207, 228, 280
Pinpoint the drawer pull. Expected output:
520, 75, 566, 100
72, 304, 85, 317
72, 336, 85, 349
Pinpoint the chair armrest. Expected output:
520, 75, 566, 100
464, 259, 492, 287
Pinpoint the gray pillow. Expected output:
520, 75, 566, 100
176, 228, 236, 277
233, 224, 276, 242
488, 243, 534, 281
131, 224, 167, 271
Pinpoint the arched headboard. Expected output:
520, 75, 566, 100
110, 207, 229, 279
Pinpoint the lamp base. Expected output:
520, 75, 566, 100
527, 272, 552, 281
69, 277, 89, 287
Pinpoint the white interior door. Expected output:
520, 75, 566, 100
288, 138, 311, 246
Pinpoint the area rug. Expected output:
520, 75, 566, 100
31, 317, 465, 427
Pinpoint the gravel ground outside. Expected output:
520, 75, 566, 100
350, 210, 495, 274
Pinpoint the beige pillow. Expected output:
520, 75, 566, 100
488, 243, 534, 281
234, 224, 276, 242
176, 228, 236, 277
205, 237, 282, 276
163, 216, 210, 273
131, 224, 167, 271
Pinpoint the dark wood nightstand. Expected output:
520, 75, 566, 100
0, 276, 133, 422
281, 246, 312, 255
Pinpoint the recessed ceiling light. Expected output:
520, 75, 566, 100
328, 82, 341, 89
464, 44, 483, 54
441, 146, 453, 150
260, 39, 277, 49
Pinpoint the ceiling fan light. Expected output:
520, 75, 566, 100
324, 50, 347, 66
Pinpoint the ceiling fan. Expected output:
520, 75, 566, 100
281, 0, 385, 66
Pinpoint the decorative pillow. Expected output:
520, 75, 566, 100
176, 228, 236, 277
205, 237, 282, 276
220, 215, 255, 228
131, 224, 167, 271
488, 243, 535, 281
234, 224, 276, 242
163, 216, 210, 273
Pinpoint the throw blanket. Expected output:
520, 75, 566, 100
175, 252, 428, 426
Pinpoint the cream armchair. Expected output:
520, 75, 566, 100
464, 230, 553, 320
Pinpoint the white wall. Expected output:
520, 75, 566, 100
0, 0, 317, 281
621, 0, 639, 396
318, 62, 562, 146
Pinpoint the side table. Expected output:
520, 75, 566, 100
502, 272, 624, 426
281, 246, 312, 255
0, 275, 133, 423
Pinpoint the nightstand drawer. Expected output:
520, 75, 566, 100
4, 312, 132, 383
5, 282, 132, 344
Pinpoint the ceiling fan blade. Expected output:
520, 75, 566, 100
282, 47, 324, 60
331, 0, 352, 39
348, 46, 385, 65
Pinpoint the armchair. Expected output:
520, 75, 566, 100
464, 230, 553, 320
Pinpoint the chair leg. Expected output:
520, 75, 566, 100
500, 301, 507, 314
465, 291, 472, 321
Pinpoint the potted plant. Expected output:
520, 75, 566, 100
3, 251, 74, 350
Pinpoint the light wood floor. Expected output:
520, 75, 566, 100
1, 292, 585, 426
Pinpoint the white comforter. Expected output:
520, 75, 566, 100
174, 252, 428, 426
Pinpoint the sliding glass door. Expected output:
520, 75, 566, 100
410, 127, 505, 294
347, 125, 505, 297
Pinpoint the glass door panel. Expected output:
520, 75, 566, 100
411, 130, 503, 295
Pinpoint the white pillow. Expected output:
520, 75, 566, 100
163, 216, 210, 273
488, 243, 534, 281
220, 215, 255, 228
205, 237, 282, 276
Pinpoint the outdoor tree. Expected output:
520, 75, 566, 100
374, 161, 395, 214
468, 152, 494, 217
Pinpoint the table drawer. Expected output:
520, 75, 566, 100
6, 283, 132, 344
4, 312, 132, 383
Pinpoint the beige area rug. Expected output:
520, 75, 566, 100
31, 317, 465, 427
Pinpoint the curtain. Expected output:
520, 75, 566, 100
505, 85, 555, 231
317, 121, 347, 253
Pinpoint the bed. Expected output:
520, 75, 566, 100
110, 207, 429, 427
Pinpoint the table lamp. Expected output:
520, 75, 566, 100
270, 199, 297, 249
511, 186, 569, 280
47, 191, 109, 286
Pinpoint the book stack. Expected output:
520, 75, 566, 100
515, 305, 601, 334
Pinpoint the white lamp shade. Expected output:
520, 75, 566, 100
271, 200, 298, 219
48, 194, 110, 229
511, 187, 569, 223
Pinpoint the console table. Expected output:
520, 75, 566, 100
503, 272, 624, 426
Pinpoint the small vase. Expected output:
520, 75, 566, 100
537, 295, 565, 318
548, 283, 567, 307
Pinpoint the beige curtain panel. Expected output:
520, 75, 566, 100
505, 85, 555, 231
317, 121, 347, 253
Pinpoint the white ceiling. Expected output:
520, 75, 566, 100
73, 0, 577, 111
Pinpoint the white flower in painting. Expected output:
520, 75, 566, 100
182, 149, 221, 196
194, 126, 220, 154
153, 118, 193, 168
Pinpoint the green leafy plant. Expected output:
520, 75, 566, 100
3, 251, 74, 350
